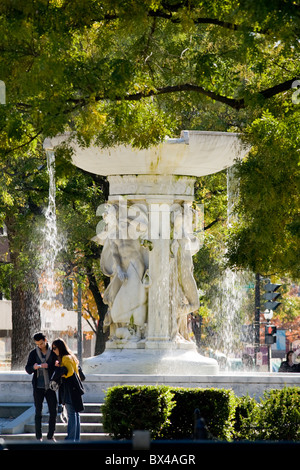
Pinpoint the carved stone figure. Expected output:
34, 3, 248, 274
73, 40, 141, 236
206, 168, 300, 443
95, 202, 149, 341
170, 204, 200, 340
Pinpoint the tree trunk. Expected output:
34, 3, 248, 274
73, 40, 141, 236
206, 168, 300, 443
6, 216, 42, 370
87, 271, 108, 355
11, 273, 41, 369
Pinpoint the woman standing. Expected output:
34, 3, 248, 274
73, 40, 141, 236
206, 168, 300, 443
278, 350, 299, 372
51, 338, 84, 441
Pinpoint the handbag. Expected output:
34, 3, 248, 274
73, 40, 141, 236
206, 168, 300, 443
78, 365, 86, 381
49, 380, 60, 392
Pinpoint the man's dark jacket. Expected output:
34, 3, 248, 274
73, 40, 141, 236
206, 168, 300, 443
25, 347, 57, 389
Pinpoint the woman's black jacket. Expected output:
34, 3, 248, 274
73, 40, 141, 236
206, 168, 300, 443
51, 366, 84, 412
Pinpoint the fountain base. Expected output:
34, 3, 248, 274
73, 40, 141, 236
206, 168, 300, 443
83, 346, 218, 375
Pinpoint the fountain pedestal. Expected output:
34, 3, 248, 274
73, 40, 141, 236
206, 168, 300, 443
44, 130, 248, 375
87, 173, 218, 374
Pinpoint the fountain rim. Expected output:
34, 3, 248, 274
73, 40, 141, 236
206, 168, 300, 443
43, 129, 241, 148
43, 130, 248, 178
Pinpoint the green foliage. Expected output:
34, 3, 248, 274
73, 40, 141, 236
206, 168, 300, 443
163, 387, 236, 441
226, 109, 300, 278
102, 385, 176, 439
102, 385, 300, 442
102, 385, 236, 440
255, 387, 300, 441
0, 0, 299, 350
233, 394, 259, 441
233, 387, 300, 441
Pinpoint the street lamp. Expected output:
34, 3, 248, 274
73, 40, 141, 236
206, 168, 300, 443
77, 281, 82, 365
264, 309, 273, 321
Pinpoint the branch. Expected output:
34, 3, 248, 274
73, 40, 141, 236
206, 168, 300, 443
148, 10, 246, 32
1, 130, 42, 155
93, 1, 267, 35
97, 83, 245, 110
100, 77, 297, 110
204, 217, 224, 231
259, 78, 299, 100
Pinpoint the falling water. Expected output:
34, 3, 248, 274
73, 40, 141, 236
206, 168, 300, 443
207, 166, 255, 367
210, 268, 252, 358
40, 150, 63, 333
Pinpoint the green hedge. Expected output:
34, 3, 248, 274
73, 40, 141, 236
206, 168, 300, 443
102, 385, 175, 440
102, 385, 236, 440
163, 387, 236, 440
102, 385, 300, 442
233, 394, 259, 440
234, 387, 300, 441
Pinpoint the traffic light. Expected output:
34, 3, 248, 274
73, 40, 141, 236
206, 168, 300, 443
265, 325, 277, 344
263, 281, 282, 311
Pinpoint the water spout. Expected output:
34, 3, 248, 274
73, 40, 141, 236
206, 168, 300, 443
40, 150, 63, 333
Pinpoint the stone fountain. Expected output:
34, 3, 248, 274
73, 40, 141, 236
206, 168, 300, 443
44, 130, 248, 376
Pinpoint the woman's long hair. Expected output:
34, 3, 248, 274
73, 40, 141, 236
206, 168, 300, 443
52, 338, 78, 364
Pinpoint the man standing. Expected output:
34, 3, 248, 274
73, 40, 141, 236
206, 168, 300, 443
25, 332, 57, 441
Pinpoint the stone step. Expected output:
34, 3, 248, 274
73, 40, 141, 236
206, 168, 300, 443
41, 403, 103, 414
0, 402, 111, 442
25, 421, 105, 434
82, 403, 103, 413
41, 411, 103, 424
0, 432, 112, 442
77, 412, 103, 423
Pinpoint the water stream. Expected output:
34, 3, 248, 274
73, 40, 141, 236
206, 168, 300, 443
40, 150, 64, 334
205, 166, 255, 369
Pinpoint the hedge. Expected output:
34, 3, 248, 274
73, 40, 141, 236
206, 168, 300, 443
162, 387, 236, 440
102, 385, 236, 440
102, 385, 300, 441
102, 385, 175, 440
234, 387, 300, 441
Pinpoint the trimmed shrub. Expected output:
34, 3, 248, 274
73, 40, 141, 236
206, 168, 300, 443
233, 394, 259, 441
233, 387, 300, 441
102, 385, 300, 442
255, 387, 300, 441
102, 385, 236, 441
164, 387, 236, 441
102, 385, 175, 439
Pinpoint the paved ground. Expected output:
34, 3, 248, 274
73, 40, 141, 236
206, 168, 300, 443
0, 417, 14, 432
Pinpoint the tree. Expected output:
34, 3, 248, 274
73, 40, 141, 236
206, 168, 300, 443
54, 154, 109, 354
0, 146, 48, 367
226, 110, 300, 278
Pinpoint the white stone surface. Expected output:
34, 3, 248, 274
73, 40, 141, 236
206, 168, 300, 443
83, 348, 219, 375
1, 372, 299, 404
43, 131, 248, 177
92, 175, 205, 367
108, 175, 195, 197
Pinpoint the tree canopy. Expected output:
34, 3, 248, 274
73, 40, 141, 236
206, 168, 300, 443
1, 1, 299, 147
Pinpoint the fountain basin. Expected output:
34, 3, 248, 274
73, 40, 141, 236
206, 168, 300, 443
70, 130, 245, 177
83, 348, 218, 375
44, 130, 247, 177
